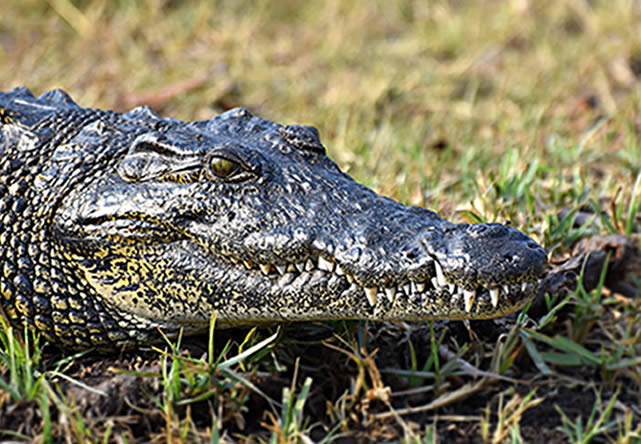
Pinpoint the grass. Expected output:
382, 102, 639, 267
1, 0, 641, 441
0, 317, 51, 441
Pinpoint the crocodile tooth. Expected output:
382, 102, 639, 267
318, 256, 335, 272
384, 287, 396, 303
448, 283, 455, 294
416, 282, 426, 292
434, 261, 447, 287
364, 287, 378, 306
295, 262, 305, 272
489, 288, 499, 308
521, 282, 528, 292
346, 274, 355, 283
502, 284, 510, 294
287, 264, 297, 273
305, 258, 315, 271
430, 278, 439, 291
463, 289, 476, 312
243, 260, 254, 269
276, 264, 287, 275
403, 283, 411, 295
410, 281, 417, 293
259, 264, 272, 275
336, 264, 345, 275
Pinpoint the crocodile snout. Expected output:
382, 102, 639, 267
421, 222, 548, 289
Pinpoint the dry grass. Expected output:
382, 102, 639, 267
1, 0, 640, 442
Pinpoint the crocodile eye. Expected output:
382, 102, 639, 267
209, 156, 238, 178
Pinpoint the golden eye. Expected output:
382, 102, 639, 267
209, 156, 237, 178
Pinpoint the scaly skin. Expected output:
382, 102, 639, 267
0, 88, 547, 350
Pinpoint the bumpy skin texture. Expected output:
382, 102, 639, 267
0, 88, 547, 350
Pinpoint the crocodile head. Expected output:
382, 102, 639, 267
51, 105, 546, 341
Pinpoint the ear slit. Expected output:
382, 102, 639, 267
130, 139, 185, 159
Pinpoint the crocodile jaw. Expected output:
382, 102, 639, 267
204, 253, 543, 327
54, 113, 547, 330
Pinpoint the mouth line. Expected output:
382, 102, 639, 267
79, 215, 177, 242
223, 253, 541, 314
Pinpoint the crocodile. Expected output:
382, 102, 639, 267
0, 87, 547, 350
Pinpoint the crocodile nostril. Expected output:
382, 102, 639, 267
526, 240, 539, 249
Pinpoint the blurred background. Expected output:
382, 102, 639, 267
3, 0, 640, 217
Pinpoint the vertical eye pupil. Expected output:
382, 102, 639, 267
210, 157, 236, 178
